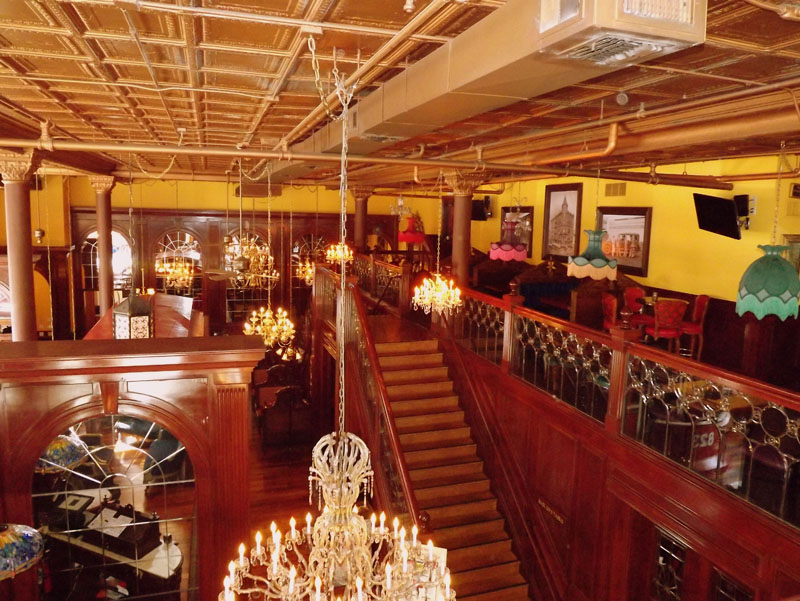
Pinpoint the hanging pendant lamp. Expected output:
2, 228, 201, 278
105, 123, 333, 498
37, 433, 86, 473
736, 245, 800, 320
0, 523, 44, 581
736, 144, 800, 321
567, 229, 618, 280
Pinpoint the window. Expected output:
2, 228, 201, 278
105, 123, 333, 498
80, 230, 133, 291
651, 532, 687, 601
154, 229, 203, 304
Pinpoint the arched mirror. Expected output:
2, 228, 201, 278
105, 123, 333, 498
32, 416, 196, 600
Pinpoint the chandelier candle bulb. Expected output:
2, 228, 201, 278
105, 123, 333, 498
380, 512, 386, 533
255, 531, 262, 555
289, 565, 296, 594
306, 512, 312, 535
393, 517, 399, 538
356, 577, 364, 601
290, 517, 296, 539
238, 543, 245, 566
400, 526, 406, 547
445, 572, 451, 599
370, 513, 376, 533
428, 540, 433, 562
386, 564, 392, 590
412, 525, 418, 547
228, 561, 235, 582
402, 547, 408, 573
315, 576, 322, 601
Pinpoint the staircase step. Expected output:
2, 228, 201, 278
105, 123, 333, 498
409, 461, 484, 488
405, 444, 478, 469
387, 381, 453, 401
457, 584, 529, 601
416, 479, 492, 509
391, 396, 460, 418
447, 540, 516, 573
375, 339, 438, 355
396, 411, 465, 434
433, 519, 507, 550
426, 499, 498, 529
399, 427, 472, 451
379, 352, 444, 370
383, 366, 449, 384
453, 563, 525, 598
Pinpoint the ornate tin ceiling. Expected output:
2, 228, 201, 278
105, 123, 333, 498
0, 0, 799, 184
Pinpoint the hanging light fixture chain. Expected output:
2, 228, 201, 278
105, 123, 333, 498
436, 171, 443, 275
267, 167, 273, 311
773, 141, 786, 245
308, 36, 341, 121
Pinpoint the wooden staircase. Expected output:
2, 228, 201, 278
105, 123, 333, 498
375, 339, 530, 601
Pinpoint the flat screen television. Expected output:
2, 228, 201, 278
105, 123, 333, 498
471, 198, 489, 221
693, 193, 743, 240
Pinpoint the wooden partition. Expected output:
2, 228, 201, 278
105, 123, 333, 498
0, 336, 264, 601
442, 289, 800, 600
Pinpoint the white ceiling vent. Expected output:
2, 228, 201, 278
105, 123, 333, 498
539, 0, 705, 63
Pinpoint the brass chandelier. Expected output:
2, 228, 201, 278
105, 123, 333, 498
223, 37, 455, 601
155, 255, 194, 289
325, 242, 353, 265
412, 174, 463, 317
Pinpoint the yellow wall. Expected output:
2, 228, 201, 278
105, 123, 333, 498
2, 155, 800, 317
470, 155, 800, 301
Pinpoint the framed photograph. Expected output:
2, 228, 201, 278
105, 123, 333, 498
595, 206, 653, 277
500, 206, 534, 258
790, 183, 800, 199
542, 183, 582, 262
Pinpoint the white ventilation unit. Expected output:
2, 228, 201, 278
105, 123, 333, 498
538, 0, 706, 66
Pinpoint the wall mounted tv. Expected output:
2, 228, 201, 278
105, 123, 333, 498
471, 197, 491, 221
693, 193, 747, 240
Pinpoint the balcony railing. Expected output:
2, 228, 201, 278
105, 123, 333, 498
350, 253, 413, 315
449, 285, 800, 531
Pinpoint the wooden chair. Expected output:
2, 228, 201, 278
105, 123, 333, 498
623, 286, 654, 328
601, 292, 618, 332
680, 294, 710, 360
645, 299, 689, 353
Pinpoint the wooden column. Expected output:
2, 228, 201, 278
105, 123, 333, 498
0, 152, 40, 341
89, 175, 116, 315
350, 186, 372, 252
445, 172, 484, 286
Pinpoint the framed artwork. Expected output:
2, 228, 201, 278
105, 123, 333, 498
595, 206, 653, 277
790, 183, 800, 199
500, 206, 534, 258
542, 183, 582, 262
784, 234, 800, 274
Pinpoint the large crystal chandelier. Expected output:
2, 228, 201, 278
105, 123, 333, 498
156, 255, 194, 288
325, 242, 353, 265
243, 170, 302, 362
223, 162, 280, 289
412, 175, 463, 317
224, 40, 455, 601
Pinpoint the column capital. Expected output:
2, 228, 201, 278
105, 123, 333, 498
89, 175, 116, 194
0, 150, 41, 184
349, 185, 373, 202
444, 171, 485, 196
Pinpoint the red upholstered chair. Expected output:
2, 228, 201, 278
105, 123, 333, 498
601, 292, 618, 332
645, 299, 689, 353
680, 294, 710, 360
623, 286, 654, 328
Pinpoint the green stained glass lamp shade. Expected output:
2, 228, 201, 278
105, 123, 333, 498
568, 230, 618, 281
736, 245, 800, 321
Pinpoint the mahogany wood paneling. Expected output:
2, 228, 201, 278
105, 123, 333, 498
445, 340, 800, 601
0, 337, 263, 601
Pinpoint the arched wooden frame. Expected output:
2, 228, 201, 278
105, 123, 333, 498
78, 226, 135, 291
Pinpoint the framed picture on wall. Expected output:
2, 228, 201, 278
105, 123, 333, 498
542, 183, 582, 262
790, 183, 800, 199
595, 206, 653, 277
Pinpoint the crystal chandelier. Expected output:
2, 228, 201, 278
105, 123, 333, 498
412, 174, 463, 317
156, 256, 194, 288
296, 258, 315, 286
243, 170, 302, 362
224, 40, 455, 601
325, 242, 353, 265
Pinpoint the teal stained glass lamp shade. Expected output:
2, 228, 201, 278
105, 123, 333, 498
36, 433, 86, 474
0, 524, 44, 581
736, 245, 800, 321
567, 230, 618, 281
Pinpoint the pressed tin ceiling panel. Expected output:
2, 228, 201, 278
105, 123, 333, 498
0, 0, 797, 181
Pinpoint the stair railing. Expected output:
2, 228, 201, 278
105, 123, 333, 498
343, 281, 427, 532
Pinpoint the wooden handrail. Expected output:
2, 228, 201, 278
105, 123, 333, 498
347, 282, 424, 530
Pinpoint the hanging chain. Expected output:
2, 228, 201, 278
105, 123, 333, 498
43, 165, 54, 340
289, 193, 293, 311
436, 171, 443, 275
308, 36, 342, 121
267, 167, 273, 311
773, 141, 786, 245
238, 160, 244, 240
225, 170, 230, 235
127, 154, 135, 249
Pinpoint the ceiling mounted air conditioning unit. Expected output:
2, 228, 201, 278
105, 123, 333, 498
538, 0, 706, 66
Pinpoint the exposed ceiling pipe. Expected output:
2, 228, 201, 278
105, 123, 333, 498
0, 134, 733, 190
274, 0, 452, 150
719, 156, 800, 181
742, 0, 800, 21
67, 0, 451, 44
439, 75, 800, 160
533, 123, 618, 165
